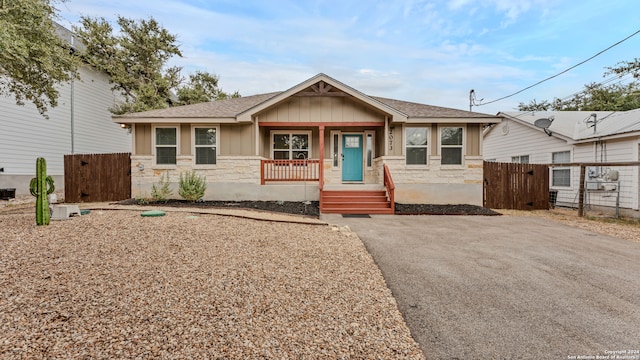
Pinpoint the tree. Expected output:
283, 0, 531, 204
177, 71, 240, 105
518, 60, 640, 112
74, 16, 239, 114
0, 0, 79, 118
518, 82, 640, 112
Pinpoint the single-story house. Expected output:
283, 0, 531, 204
484, 110, 640, 216
0, 23, 131, 197
115, 73, 501, 213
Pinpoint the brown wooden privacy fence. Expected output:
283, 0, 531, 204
483, 161, 550, 210
64, 153, 131, 203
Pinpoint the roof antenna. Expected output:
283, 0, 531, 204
469, 89, 483, 112
534, 116, 554, 136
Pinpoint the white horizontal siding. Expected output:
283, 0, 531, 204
485, 120, 640, 211
483, 119, 569, 163
0, 65, 130, 178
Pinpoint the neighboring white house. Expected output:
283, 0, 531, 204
0, 24, 131, 197
484, 110, 640, 216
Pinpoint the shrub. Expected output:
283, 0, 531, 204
179, 170, 206, 202
151, 172, 173, 202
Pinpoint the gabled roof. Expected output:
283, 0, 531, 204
494, 110, 640, 143
115, 73, 500, 123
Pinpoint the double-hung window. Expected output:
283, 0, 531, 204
155, 127, 177, 165
441, 127, 463, 165
552, 151, 571, 187
405, 127, 428, 165
194, 127, 217, 165
512, 155, 530, 164
272, 132, 310, 160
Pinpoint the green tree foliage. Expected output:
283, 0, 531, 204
0, 0, 79, 118
74, 16, 239, 114
177, 71, 240, 105
518, 61, 640, 112
518, 82, 640, 112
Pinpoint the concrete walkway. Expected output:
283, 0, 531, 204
323, 214, 640, 359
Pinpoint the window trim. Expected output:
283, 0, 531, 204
511, 155, 530, 164
404, 126, 429, 166
439, 125, 465, 166
365, 130, 375, 169
330, 130, 341, 169
270, 130, 312, 160
551, 150, 571, 188
152, 125, 179, 167
192, 125, 220, 168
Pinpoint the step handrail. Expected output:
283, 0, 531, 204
383, 164, 395, 213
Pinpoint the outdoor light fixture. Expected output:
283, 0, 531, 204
120, 123, 127, 128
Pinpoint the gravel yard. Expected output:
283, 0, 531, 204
0, 210, 424, 359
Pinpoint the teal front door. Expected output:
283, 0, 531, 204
342, 134, 363, 182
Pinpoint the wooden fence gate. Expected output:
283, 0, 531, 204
64, 153, 131, 203
483, 161, 550, 210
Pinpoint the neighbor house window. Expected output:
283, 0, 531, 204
155, 127, 177, 165
552, 151, 571, 187
194, 127, 217, 165
405, 127, 428, 165
441, 127, 463, 165
512, 155, 530, 163
272, 131, 311, 160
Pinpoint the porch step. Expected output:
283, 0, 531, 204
320, 190, 393, 214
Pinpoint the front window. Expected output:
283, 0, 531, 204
155, 127, 177, 165
406, 127, 428, 165
552, 151, 571, 187
272, 132, 310, 160
194, 127, 217, 165
441, 127, 463, 165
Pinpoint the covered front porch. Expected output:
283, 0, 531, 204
257, 122, 395, 214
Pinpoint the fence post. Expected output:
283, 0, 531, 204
578, 165, 586, 217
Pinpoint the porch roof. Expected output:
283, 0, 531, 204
114, 74, 500, 124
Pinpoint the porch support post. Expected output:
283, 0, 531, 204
255, 116, 260, 156
319, 125, 325, 189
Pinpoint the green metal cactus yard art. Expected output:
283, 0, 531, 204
29, 157, 55, 225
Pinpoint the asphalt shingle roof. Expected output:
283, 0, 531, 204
116, 91, 497, 120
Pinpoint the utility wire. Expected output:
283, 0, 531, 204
477, 28, 640, 107
510, 73, 634, 119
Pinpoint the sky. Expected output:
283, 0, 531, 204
57, 0, 640, 114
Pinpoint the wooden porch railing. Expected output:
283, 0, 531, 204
383, 164, 395, 213
261, 159, 320, 184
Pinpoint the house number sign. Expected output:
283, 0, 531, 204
388, 127, 394, 151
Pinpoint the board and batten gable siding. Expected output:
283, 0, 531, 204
135, 123, 257, 158
466, 123, 481, 156
0, 65, 130, 176
220, 123, 255, 156
134, 124, 152, 155
257, 96, 386, 123
483, 119, 570, 163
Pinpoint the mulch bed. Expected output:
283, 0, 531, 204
118, 199, 500, 217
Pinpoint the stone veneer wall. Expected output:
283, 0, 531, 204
130, 155, 483, 204
131, 155, 319, 201
380, 155, 484, 205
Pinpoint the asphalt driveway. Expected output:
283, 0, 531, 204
323, 214, 640, 359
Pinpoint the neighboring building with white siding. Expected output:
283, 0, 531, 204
0, 25, 131, 197
484, 110, 640, 216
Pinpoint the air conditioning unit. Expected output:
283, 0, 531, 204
586, 181, 602, 190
